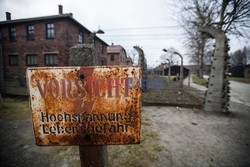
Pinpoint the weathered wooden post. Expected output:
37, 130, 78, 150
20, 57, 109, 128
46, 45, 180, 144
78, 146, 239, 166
69, 44, 108, 167
26, 45, 141, 167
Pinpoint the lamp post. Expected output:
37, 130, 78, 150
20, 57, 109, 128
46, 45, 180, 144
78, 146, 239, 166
163, 49, 183, 88
90, 27, 104, 65
90, 27, 105, 44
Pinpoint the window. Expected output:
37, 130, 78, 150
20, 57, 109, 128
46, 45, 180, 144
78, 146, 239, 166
111, 55, 114, 61
101, 44, 104, 54
46, 23, 54, 39
9, 55, 18, 66
26, 54, 37, 66
9, 27, 16, 41
78, 31, 84, 44
27, 25, 35, 40
45, 54, 57, 65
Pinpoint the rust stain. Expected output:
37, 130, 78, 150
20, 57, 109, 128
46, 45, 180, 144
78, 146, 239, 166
27, 66, 141, 146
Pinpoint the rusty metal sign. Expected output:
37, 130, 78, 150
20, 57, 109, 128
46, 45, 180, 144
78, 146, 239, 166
26, 66, 141, 146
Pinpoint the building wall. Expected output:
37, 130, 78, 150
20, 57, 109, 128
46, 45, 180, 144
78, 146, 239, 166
0, 17, 108, 95
2, 19, 69, 79
63, 19, 108, 65
244, 67, 250, 78
94, 39, 108, 65
107, 49, 128, 65
1, 18, 108, 79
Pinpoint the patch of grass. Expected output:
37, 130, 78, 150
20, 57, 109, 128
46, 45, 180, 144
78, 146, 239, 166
143, 131, 158, 140
162, 75, 177, 79
229, 77, 250, 84
141, 119, 152, 126
50, 146, 80, 166
192, 76, 208, 86
108, 117, 165, 167
0, 98, 30, 120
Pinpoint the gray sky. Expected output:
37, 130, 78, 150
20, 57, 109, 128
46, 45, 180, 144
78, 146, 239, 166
0, 0, 248, 67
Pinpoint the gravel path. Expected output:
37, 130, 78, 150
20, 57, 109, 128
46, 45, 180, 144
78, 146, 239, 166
143, 102, 250, 167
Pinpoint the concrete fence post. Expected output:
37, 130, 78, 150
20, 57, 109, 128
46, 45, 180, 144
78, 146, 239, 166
204, 32, 230, 112
133, 46, 147, 91
188, 72, 190, 87
69, 44, 108, 167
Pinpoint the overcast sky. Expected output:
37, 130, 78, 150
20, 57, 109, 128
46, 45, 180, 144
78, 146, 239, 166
0, 0, 249, 67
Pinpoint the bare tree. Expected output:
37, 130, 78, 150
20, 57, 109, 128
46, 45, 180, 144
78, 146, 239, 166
183, 25, 208, 78
230, 45, 250, 66
180, 0, 250, 112
159, 53, 175, 66
127, 49, 138, 65
190, 0, 250, 37
246, 46, 250, 64
181, 0, 250, 60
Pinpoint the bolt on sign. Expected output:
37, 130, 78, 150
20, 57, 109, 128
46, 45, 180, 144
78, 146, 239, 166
26, 66, 141, 146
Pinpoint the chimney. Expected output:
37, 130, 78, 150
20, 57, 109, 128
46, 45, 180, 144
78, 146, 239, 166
69, 13, 73, 17
6, 12, 11, 21
58, 5, 63, 14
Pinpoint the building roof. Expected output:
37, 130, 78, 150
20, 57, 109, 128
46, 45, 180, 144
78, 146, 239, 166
107, 45, 124, 53
0, 14, 70, 25
0, 13, 109, 46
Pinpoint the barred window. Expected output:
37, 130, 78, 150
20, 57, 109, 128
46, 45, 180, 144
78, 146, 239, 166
26, 54, 37, 66
46, 23, 54, 39
9, 55, 18, 66
9, 27, 16, 42
27, 25, 35, 40
111, 55, 114, 61
45, 54, 57, 65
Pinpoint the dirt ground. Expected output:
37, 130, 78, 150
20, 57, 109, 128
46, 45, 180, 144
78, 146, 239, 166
143, 102, 250, 167
0, 99, 250, 167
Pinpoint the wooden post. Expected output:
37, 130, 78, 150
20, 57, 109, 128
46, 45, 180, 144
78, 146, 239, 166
79, 146, 108, 167
69, 44, 108, 167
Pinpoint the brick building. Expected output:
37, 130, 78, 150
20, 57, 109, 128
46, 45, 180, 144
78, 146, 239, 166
0, 5, 109, 95
106, 44, 133, 65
